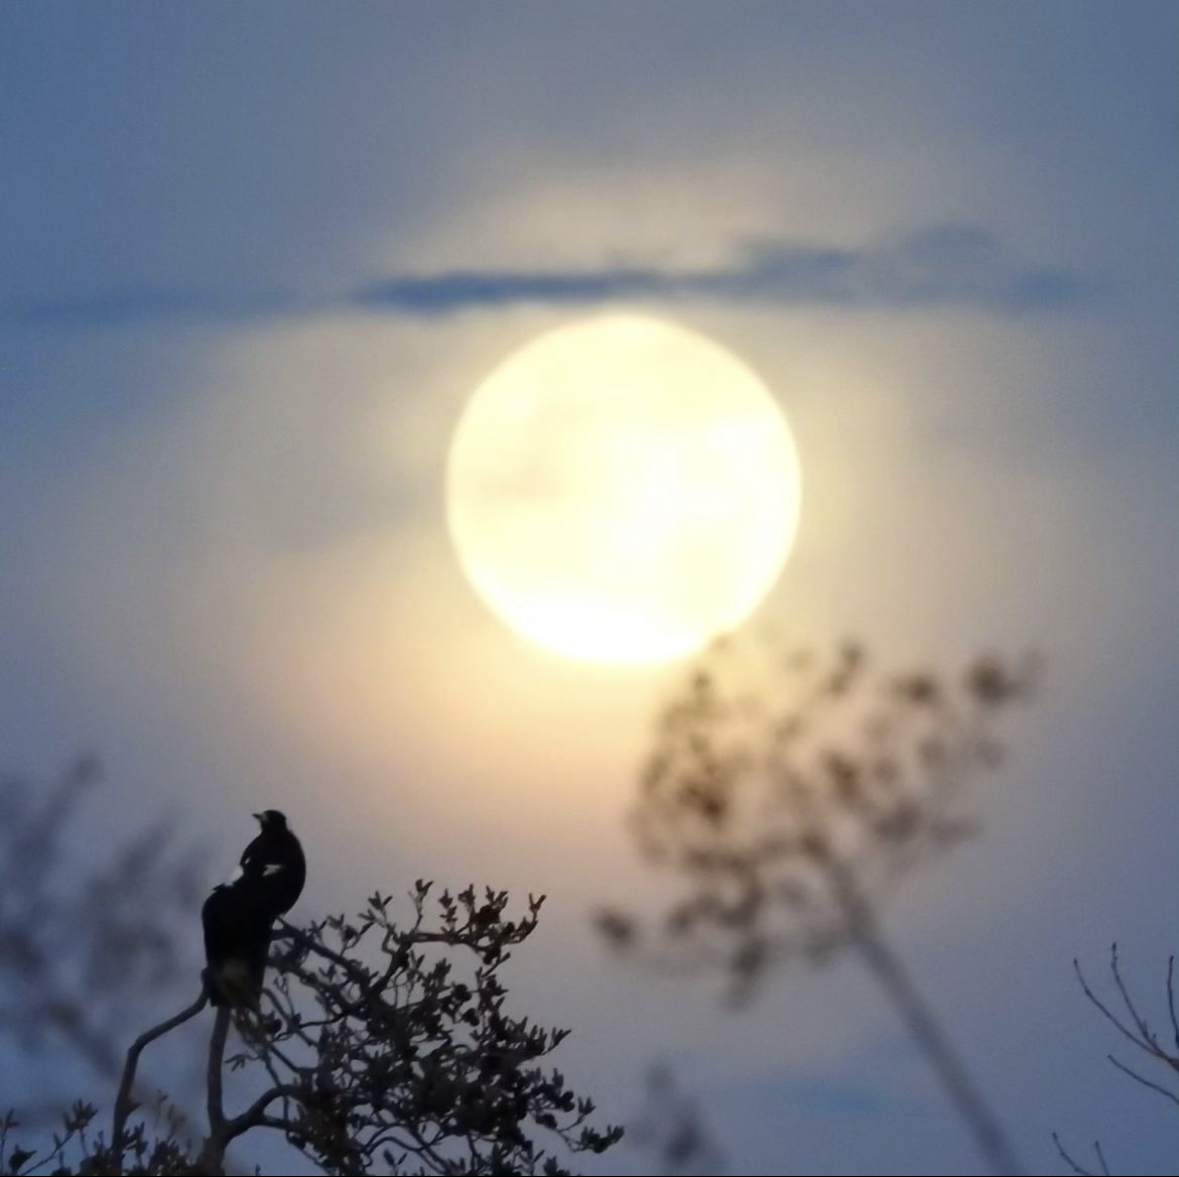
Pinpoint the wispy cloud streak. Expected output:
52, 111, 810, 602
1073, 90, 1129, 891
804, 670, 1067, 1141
359, 225, 1086, 315
2, 225, 1089, 328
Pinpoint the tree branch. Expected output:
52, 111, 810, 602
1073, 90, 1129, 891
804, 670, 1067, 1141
252, 1113, 294, 1134
206, 1006, 231, 1136
1072, 954, 1155, 1055
1052, 1131, 1109, 1177
110, 988, 207, 1165
1167, 955, 1178, 1057
1106, 1053, 1179, 1110
1109, 946, 1157, 1045
851, 915, 1024, 1176
224, 1084, 304, 1141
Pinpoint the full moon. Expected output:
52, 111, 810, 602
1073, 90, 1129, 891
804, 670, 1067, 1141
446, 314, 801, 664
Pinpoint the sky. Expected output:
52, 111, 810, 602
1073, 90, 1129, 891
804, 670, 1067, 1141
1, 3, 1178, 1174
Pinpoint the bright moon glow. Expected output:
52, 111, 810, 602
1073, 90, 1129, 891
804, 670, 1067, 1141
446, 314, 802, 664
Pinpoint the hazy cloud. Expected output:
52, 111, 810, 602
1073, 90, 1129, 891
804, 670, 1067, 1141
2, 225, 1089, 328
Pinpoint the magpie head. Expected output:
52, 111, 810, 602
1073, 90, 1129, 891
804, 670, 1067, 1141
254, 809, 288, 831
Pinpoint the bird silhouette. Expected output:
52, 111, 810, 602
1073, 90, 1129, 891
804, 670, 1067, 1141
202, 810, 306, 1009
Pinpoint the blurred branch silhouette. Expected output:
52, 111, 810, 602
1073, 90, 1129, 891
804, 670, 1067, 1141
1053, 946, 1179, 1176
629, 1066, 724, 1177
598, 635, 1037, 1176
3, 882, 623, 1175
0, 758, 206, 1092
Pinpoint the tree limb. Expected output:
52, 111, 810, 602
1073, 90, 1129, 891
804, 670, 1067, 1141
110, 988, 207, 1165
224, 1084, 304, 1141
206, 1006, 230, 1136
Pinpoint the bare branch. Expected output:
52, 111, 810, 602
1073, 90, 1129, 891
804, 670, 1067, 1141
1109, 945, 1158, 1046
1167, 956, 1179, 1056
110, 989, 207, 1162
1061, 949, 1179, 1172
224, 1085, 304, 1141
1072, 955, 1156, 1056
1052, 1132, 1108, 1177
206, 1006, 231, 1137
1106, 1054, 1179, 1110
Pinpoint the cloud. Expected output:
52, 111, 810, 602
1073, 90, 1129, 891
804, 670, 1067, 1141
2, 225, 1090, 328
361, 224, 1088, 315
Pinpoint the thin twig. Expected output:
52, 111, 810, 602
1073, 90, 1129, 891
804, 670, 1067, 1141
1072, 957, 1154, 1054
1094, 1139, 1111, 1176
1109, 946, 1156, 1044
276, 921, 363, 978
1106, 1054, 1179, 1110
1167, 956, 1179, 1055
1051, 1131, 1111, 1177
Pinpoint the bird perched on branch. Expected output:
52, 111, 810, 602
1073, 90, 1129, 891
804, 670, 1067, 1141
202, 809, 306, 1009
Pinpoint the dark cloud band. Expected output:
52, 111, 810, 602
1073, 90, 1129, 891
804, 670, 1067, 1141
3, 224, 1089, 327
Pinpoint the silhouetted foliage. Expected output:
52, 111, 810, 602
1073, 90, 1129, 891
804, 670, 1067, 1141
1053, 946, 1179, 1176
2, 882, 622, 1176
599, 635, 1036, 1176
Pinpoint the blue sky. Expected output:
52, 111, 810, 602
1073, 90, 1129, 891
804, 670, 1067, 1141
2, 4, 1177, 1174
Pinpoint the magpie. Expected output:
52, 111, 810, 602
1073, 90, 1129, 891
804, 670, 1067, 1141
202, 810, 306, 1009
